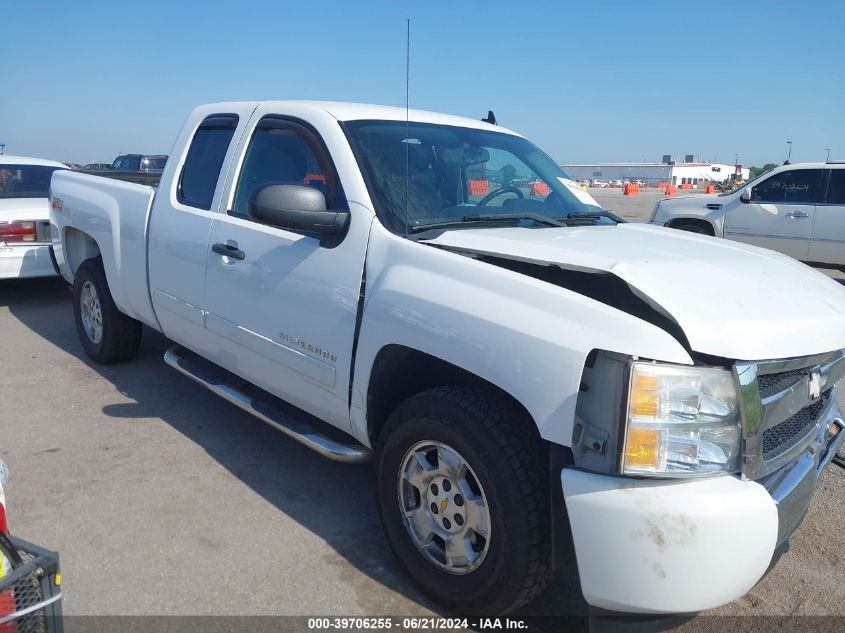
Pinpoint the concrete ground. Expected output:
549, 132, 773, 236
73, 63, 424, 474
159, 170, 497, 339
1, 200, 844, 622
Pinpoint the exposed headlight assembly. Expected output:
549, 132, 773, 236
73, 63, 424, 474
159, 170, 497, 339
622, 362, 741, 476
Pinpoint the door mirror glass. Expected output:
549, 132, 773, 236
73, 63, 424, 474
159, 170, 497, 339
740, 188, 751, 203
248, 184, 349, 237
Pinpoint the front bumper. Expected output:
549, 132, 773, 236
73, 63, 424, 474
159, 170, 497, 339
0, 243, 57, 279
561, 403, 844, 614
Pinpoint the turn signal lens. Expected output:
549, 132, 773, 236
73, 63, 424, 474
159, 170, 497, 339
624, 427, 662, 469
630, 374, 659, 418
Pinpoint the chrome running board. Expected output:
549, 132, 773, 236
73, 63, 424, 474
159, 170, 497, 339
164, 345, 371, 463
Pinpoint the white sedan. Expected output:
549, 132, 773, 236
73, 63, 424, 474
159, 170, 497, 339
1, 156, 67, 279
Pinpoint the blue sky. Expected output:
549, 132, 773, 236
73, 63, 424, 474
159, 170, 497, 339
2, 0, 842, 166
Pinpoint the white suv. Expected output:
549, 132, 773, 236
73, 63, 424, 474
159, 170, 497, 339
650, 162, 845, 269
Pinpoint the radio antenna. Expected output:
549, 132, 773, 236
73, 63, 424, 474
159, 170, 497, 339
404, 18, 411, 238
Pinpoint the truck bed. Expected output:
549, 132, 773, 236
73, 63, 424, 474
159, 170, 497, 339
76, 170, 162, 188
50, 170, 160, 330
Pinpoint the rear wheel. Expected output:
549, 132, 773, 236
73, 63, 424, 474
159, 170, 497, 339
376, 385, 553, 614
73, 257, 142, 364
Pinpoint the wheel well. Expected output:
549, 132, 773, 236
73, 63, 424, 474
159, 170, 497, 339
366, 345, 534, 445
666, 217, 715, 235
63, 227, 101, 276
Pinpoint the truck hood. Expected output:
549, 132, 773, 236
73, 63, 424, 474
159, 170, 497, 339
0, 198, 50, 222
426, 223, 845, 361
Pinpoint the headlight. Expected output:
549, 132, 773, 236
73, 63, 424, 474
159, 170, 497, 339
622, 362, 741, 476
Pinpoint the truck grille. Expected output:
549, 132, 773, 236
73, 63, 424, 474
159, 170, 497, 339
736, 351, 845, 479
761, 388, 832, 459
757, 369, 808, 397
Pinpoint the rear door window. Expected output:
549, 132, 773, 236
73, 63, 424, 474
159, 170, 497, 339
178, 115, 239, 210
823, 169, 845, 204
751, 169, 823, 204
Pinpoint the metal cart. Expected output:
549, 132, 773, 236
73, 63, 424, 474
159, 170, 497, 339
0, 534, 62, 633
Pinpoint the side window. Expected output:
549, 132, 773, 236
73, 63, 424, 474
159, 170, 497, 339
824, 170, 845, 205
231, 117, 343, 219
124, 156, 141, 172
177, 114, 239, 210
750, 169, 822, 204
113, 158, 124, 170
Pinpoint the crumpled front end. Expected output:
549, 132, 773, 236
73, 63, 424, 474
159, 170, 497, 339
562, 350, 845, 614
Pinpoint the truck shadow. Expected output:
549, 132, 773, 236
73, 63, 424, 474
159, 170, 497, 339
3, 278, 587, 619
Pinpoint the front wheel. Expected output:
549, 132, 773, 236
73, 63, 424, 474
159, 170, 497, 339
376, 385, 553, 614
73, 257, 142, 364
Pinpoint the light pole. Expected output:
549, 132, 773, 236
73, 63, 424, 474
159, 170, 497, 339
826, 148, 831, 162
786, 141, 792, 164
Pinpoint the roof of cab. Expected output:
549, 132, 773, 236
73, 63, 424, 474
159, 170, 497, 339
0, 155, 68, 168
194, 101, 522, 136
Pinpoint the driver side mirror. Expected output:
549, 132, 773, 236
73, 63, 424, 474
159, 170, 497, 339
739, 188, 751, 203
248, 184, 350, 238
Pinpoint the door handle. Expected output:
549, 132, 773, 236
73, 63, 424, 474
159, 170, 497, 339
212, 242, 245, 260
785, 211, 809, 219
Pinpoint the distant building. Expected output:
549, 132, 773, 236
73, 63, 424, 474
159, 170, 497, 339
561, 157, 750, 187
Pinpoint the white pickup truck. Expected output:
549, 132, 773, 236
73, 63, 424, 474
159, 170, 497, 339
49, 101, 845, 615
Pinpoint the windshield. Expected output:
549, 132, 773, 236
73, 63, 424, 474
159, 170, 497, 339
718, 170, 769, 196
344, 120, 609, 234
0, 165, 64, 199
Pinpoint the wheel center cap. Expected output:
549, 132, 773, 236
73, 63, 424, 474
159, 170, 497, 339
439, 498, 449, 513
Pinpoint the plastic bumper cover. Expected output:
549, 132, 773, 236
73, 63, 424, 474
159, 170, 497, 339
0, 244, 57, 279
562, 470, 778, 614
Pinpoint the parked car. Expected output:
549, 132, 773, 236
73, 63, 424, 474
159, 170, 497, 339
590, 179, 609, 188
81, 163, 113, 171
111, 154, 167, 173
50, 101, 845, 615
0, 156, 67, 279
651, 162, 845, 269
632, 179, 646, 186
609, 179, 624, 187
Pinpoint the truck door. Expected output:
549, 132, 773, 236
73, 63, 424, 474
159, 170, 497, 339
724, 168, 822, 260
808, 168, 845, 266
203, 109, 373, 432
148, 109, 253, 347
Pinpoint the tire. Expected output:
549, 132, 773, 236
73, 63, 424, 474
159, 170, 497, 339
376, 385, 553, 614
672, 221, 712, 235
73, 257, 142, 364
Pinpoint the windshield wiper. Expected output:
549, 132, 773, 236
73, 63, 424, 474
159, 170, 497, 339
461, 212, 567, 227
566, 210, 624, 223
410, 212, 566, 233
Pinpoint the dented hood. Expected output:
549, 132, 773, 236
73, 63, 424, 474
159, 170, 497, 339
427, 223, 845, 361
